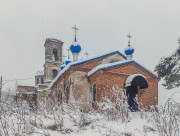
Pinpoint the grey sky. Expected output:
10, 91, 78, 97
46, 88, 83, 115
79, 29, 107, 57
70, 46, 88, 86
0, 0, 180, 89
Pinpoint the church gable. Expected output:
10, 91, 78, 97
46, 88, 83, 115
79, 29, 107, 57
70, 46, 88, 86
72, 51, 126, 71
107, 63, 157, 79
99, 53, 125, 64
88, 60, 158, 111
88, 60, 157, 79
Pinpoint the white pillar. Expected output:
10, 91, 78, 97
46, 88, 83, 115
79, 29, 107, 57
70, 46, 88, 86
73, 53, 79, 61
126, 55, 133, 60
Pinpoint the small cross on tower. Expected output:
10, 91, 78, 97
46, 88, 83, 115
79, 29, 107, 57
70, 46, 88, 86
84, 51, 89, 59
127, 34, 132, 45
66, 48, 71, 58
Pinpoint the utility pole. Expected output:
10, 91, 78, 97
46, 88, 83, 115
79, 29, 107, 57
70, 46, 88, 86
0, 76, 2, 106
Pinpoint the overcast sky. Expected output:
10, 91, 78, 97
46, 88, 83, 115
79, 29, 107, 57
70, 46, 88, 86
1, 0, 180, 90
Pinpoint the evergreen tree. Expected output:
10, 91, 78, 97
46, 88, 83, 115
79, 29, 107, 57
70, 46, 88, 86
155, 39, 180, 89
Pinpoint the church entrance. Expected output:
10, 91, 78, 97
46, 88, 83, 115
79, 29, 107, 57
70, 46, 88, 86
125, 74, 148, 112
126, 86, 138, 112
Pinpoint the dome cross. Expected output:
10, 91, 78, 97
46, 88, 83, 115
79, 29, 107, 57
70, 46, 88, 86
72, 25, 79, 36
84, 51, 89, 59
127, 34, 132, 45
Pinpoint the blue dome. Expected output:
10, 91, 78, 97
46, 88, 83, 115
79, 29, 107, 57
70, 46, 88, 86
65, 57, 71, 65
124, 46, 134, 55
60, 64, 65, 70
70, 44, 81, 53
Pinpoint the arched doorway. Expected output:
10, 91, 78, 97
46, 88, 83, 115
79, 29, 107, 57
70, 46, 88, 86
125, 74, 148, 112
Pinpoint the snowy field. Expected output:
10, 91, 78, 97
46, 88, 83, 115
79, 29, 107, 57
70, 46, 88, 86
1, 81, 180, 136
32, 112, 157, 136
1, 105, 159, 136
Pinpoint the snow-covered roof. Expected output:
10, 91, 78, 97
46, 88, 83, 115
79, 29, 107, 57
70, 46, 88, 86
49, 50, 126, 88
71, 50, 126, 66
36, 70, 44, 76
48, 64, 71, 88
87, 60, 157, 77
45, 59, 61, 63
16, 92, 36, 94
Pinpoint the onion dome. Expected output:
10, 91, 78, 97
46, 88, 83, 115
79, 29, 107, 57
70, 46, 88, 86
60, 62, 65, 70
124, 45, 134, 55
124, 34, 135, 57
65, 57, 71, 65
70, 35, 81, 54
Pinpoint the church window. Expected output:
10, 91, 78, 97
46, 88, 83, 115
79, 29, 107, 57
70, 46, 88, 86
52, 69, 58, 78
92, 83, 97, 101
53, 48, 58, 61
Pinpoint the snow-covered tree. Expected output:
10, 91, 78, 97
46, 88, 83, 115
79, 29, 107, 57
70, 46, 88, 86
155, 38, 180, 89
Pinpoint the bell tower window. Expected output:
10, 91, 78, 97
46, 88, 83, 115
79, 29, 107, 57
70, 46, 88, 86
52, 69, 58, 78
53, 48, 58, 61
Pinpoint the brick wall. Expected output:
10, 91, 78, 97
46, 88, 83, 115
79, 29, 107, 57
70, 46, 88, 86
88, 63, 159, 110
50, 53, 158, 111
50, 53, 125, 108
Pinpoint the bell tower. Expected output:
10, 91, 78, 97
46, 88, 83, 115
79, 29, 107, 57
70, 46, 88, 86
44, 38, 63, 62
44, 38, 63, 81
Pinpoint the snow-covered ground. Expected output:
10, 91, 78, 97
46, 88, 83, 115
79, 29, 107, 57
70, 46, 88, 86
30, 112, 157, 136
1, 79, 180, 136
159, 79, 180, 105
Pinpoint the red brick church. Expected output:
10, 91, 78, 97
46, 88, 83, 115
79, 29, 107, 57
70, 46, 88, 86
16, 25, 159, 112
48, 26, 158, 111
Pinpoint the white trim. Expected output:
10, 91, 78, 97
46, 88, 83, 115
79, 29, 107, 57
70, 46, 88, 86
125, 74, 148, 87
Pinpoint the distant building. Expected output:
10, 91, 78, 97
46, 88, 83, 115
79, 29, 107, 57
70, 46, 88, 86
16, 85, 36, 109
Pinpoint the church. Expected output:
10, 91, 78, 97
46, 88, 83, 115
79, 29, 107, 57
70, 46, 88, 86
17, 25, 159, 112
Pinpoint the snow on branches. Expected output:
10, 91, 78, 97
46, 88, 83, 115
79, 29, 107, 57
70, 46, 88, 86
155, 45, 180, 89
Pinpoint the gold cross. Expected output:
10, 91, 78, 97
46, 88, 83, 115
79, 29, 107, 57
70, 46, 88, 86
127, 34, 132, 45
72, 25, 79, 35
84, 51, 89, 58
66, 48, 70, 57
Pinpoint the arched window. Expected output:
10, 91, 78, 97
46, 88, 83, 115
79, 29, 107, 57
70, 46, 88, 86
92, 83, 96, 102
53, 48, 58, 61
52, 69, 58, 78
